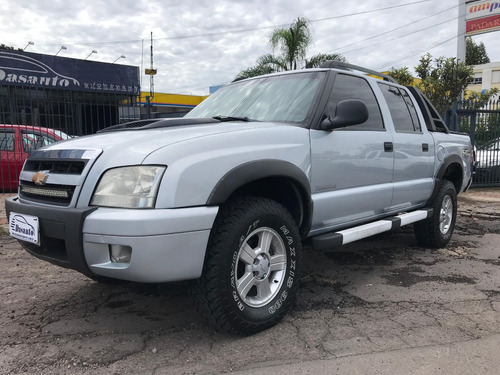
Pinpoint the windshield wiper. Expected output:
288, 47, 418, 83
212, 115, 255, 122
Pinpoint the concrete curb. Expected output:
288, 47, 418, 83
231, 334, 500, 375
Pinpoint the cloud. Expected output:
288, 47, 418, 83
1, 0, 499, 95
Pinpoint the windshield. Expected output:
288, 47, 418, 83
186, 71, 326, 124
52, 129, 71, 139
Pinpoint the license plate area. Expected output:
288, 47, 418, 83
9, 212, 40, 246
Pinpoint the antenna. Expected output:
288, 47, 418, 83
150, 32, 154, 99
144, 32, 158, 117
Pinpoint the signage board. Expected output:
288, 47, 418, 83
0, 50, 140, 95
466, 0, 500, 20
466, 0, 500, 35
466, 14, 500, 35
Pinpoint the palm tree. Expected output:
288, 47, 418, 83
235, 17, 347, 80
305, 53, 347, 68
270, 17, 312, 71
234, 54, 286, 81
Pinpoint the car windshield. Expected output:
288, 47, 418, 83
52, 129, 71, 140
186, 71, 326, 124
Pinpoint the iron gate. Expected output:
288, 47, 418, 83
448, 100, 500, 187
0, 85, 141, 191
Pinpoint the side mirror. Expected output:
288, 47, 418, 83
321, 99, 369, 130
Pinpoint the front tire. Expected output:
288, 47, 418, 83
414, 180, 457, 248
191, 197, 302, 335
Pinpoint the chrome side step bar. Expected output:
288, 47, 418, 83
311, 208, 433, 252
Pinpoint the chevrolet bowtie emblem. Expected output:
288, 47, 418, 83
32, 171, 48, 185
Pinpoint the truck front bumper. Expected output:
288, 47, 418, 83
6, 197, 218, 283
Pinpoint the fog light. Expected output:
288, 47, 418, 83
109, 244, 132, 263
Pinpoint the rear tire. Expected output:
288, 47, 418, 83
191, 197, 301, 335
414, 180, 457, 248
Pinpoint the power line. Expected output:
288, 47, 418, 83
320, 4, 458, 55
308, 0, 431, 23
155, 0, 432, 41
34, 0, 431, 47
37, 39, 143, 47
375, 33, 460, 70
337, 15, 458, 57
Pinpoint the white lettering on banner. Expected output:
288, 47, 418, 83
82, 81, 138, 94
0, 71, 76, 88
0, 52, 139, 94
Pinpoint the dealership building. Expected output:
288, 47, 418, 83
0, 49, 208, 135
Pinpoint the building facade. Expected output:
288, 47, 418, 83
0, 49, 140, 136
468, 61, 500, 98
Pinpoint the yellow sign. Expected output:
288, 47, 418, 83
145, 69, 157, 75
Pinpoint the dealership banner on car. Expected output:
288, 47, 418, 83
466, 0, 500, 35
0, 50, 140, 95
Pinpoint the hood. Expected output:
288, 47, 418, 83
38, 121, 292, 165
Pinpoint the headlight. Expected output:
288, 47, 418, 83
91, 166, 166, 208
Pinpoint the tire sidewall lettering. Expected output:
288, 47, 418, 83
229, 216, 298, 319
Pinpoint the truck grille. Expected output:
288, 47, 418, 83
20, 158, 85, 205
19, 149, 100, 206
19, 182, 75, 205
24, 160, 86, 175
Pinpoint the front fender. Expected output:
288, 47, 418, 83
207, 159, 311, 205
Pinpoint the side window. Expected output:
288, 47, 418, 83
21, 132, 56, 152
0, 131, 15, 151
379, 83, 421, 133
327, 74, 384, 130
401, 89, 421, 132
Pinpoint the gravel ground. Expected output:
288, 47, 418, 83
0, 188, 499, 374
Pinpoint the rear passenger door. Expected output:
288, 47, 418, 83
309, 73, 394, 235
377, 83, 434, 209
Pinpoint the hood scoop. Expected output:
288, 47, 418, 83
97, 118, 220, 133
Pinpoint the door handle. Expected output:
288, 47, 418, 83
422, 143, 429, 152
384, 142, 393, 152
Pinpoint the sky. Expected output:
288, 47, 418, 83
1, 0, 498, 96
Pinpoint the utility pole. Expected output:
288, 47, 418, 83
144, 32, 157, 118
457, 0, 467, 64
150, 31, 155, 99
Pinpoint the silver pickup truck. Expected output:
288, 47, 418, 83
6, 62, 472, 335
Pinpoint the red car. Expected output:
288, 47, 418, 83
0, 125, 69, 191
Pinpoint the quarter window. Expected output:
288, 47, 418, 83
21, 132, 56, 152
0, 131, 15, 151
379, 84, 421, 133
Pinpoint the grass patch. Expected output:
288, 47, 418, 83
0, 226, 9, 237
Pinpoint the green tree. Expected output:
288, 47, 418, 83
464, 88, 499, 108
234, 54, 286, 81
386, 67, 414, 86
465, 37, 490, 65
270, 17, 312, 71
0, 44, 21, 51
236, 18, 346, 80
305, 53, 347, 68
414, 53, 473, 114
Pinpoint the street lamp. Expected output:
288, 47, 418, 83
55, 45, 67, 56
112, 55, 126, 63
23, 41, 34, 51
84, 50, 97, 60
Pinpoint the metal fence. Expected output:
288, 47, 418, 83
447, 99, 500, 187
3, 85, 500, 192
0, 86, 141, 136
1, 85, 141, 191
